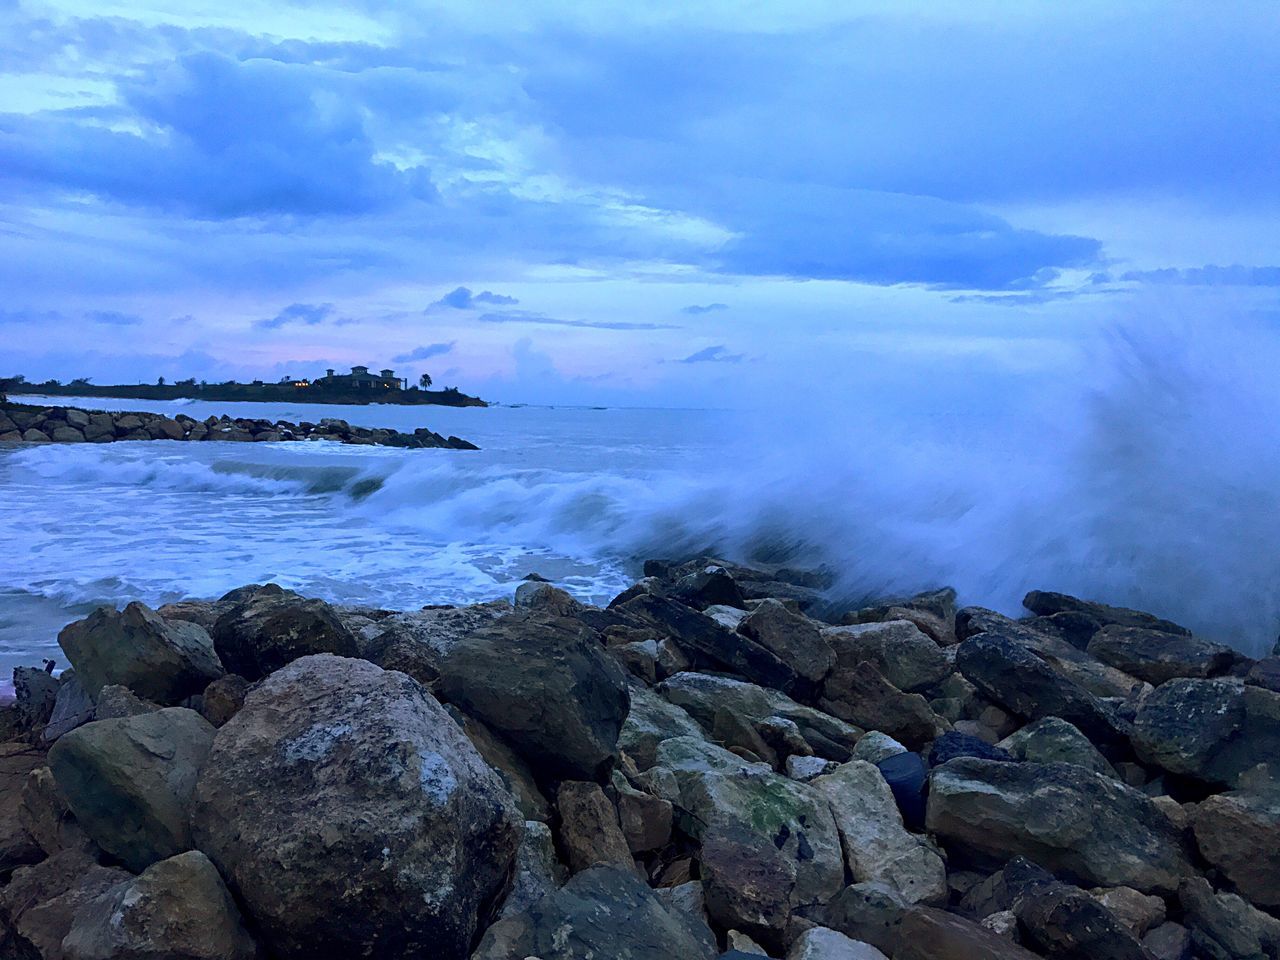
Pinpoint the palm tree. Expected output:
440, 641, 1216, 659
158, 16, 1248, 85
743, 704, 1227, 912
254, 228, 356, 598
419, 373, 433, 389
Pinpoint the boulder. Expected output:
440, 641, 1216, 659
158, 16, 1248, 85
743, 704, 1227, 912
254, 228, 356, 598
1142, 922, 1192, 960
818, 660, 948, 749
738, 599, 836, 690
926, 759, 1193, 893
1132, 678, 1280, 788
0, 743, 45, 875
498, 820, 566, 920
212, 590, 357, 681
191, 655, 520, 960
555, 780, 633, 873
1087, 625, 1236, 685
92, 684, 157, 720
813, 761, 947, 905
13, 666, 58, 732
851, 732, 908, 765
823, 621, 951, 693
956, 632, 1128, 745
667, 565, 748, 610
927, 731, 1013, 766
808, 882, 908, 956
1090, 886, 1167, 939
786, 927, 890, 959
1190, 790, 1280, 911
364, 599, 511, 682
619, 681, 708, 770
895, 906, 1042, 960
700, 825, 797, 945
613, 772, 673, 853
19, 767, 94, 858
1022, 591, 1191, 635
1013, 881, 1154, 960
200, 674, 250, 727
1178, 876, 1280, 960
21, 428, 50, 443
41, 674, 94, 742
48, 707, 215, 872
61, 851, 256, 960
655, 881, 719, 955
472, 864, 717, 960
0, 852, 131, 960
435, 611, 629, 782
453, 710, 551, 822
1247, 657, 1280, 693
997, 717, 1117, 777
513, 580, 584, 616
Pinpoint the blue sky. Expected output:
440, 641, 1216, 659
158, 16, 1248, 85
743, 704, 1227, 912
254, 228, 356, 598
1, 1, 1277, 405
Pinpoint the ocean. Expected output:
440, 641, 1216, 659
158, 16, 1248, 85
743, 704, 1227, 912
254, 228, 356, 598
4, 319, 1280, 680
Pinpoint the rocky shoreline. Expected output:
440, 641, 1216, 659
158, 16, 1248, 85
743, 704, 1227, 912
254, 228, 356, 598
0, 401, 479, 450
2, 559, 1278, 960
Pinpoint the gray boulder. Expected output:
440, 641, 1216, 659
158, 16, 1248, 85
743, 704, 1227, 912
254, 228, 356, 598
191, 655, 520, 960
498, 820, 566, 920
0, 852, 131, 960
787, 927, 890, 959
1178, 876, 1280, 960
1190, 790, 1280, 912
823, 620, 951, 693
48, 707, 214, 872
895, 906, 1042, 960
19, 766, 95, 858
1087, 625, 1236, 686
41, 673, 95, 743
62, 851, 257, 960
364, 599, 511, 683
211, 589, 357, 681
435, 611, 629, 782
738, 599, 836, 690
818, 660, 948, 749
926, 758, 1193, 893
997, 717, 1117, 777
58, 602, 223, 703
1022, 591, 1191, 635
808, 882, 909, 956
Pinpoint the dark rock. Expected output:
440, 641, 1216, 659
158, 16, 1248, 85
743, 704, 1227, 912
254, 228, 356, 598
738, 599, 836, 690
199, 674, 250, 727
498, 820, 565, 920
13, 667, 58, 732
926, 759, 1193, 893
0, 852, 131, 960
513, 580, 584, 616
212, 591, 358, 681
472, 864, 717, 960
61, 851, 257, 960
818, 660, 948, 749
613, 773, 673, 854
92, 684, 157, 720
1013, 881, 1155, 960
1190, 789, 1280, 912
191, 655, 519, 960
1245, 657, 1280, 693
451, 710, 551, 822
701, 825, 797, 946
809, 882, 908, 956
956, 631, 1129, 745
823, 620, 951, 694
18, 766, 94, 858
876, 751, 929, 831
1178, 876, 1280, 960
996, 717, 1117, 776
58, 601, 223, 703
0, 743, 45, 876
48, 707, 215, 872
1023, 591, 1190, 636
959, 856, 1055, 918
555, 780, 633, 874
668, 565, 748, 610
41, 673, 95, 743
1142, 922, 1192, 960
895, 906, 1043, 960
928, 731, 1014, 767
435, 611, 630, 782
364, 599, 511, 681
1087, 625, 1236, 685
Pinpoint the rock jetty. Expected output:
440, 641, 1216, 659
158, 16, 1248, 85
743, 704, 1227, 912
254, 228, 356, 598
3, 560, 1279, 959
0, 401, 479, 450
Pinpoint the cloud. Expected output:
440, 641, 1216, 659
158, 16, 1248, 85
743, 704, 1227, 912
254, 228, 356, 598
478, 310, 677, 330
681, 303, 728, 315
85, 310, 143, 325
392, 341, 456, 362
678, 345, 743, 364
430, 286, 521, 310
1120, 265, 1280, 287
256, 302, 334, 330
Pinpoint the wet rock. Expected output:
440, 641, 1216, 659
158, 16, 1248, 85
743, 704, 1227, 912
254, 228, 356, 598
1023, 591, 1191, 636
655, 881, 719, 955
1247, 657, 1280, 693
199, 674, 250, 727
435, 611, 629, 782
1013, 881, 1154, 960
927, 730, 1013, 766
555, 780, 633, 873
926, 759, 1193, 893
1190, 789, 1280, 912
997, 717, 1117, 777
738, 599, 836, 690
0, 852, 131, 960
212, 591, 357, 681
58, 602, 223, 703
452, 710, 550, 822
1178, 876, 1280, 960
40, 674, 94, 743
1132, 678, 1280, 787
514, 580, 584, 617
818, 660, 948, 749
48, 707, 215, 872
157, 598, 232, 632
668, 565, 748, 610
701, 824, 797, 945
814, 760, 947, 905
0, 743, 45, 875
364, 599, 511, 682
498, 820, 566, 920
823, 621, 951, 693
1087, 625, 1236, 685
895, 906, 1042, 960
62, 851, 257, 960
191, 655, 520, 960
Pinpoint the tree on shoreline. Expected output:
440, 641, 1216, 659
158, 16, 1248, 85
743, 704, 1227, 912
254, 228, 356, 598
419, 373, 433, 389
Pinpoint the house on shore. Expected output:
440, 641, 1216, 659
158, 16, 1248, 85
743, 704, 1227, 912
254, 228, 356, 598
314, 366, 406, 392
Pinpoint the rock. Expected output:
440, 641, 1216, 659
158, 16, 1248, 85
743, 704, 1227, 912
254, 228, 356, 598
655, 737, 844, 931
498, 820, 566, 920
474, 864, 717, 959
364, 599, 511, 682
619, 681, 708, 770
48, 707, 215, 872
621, 594, 798, 692
613, 772, 673, 853
555, 780, 633, 873
612, 638, 659, 684
212, 591, 357, 681
1178, 876, 1280, 960
956, 632, 1128, 745
199, 674, 250, 727
59, 602, 223, 703
659, 672, 863, 761
1132, 678, 1280, 787
0, 743, 45, 875
851, 732, 908, 765
1090, 886, 1167, 938
809, 882, 908, 956
727, 929, 771, 954
19, 767, 94, 858
927, 730, 1014, 766
958, 856, 1055, 918
1142, 922, 1192, 960
738, 599, 836, 690
1087, 625, 1236, 685
92, 684, 157, 720
191, 655, 519, 960
786, 928, 891, 959
1013, 881, 1154, 960
1023, 591, 1191, 636
669, 565, 748, 610
895, 906, 1043, 960
926, 759, 1193, 893
1247, 657, 1280, 693
453, 710, 551, 822
435, 611, 629, 782
157, 599, 232, 632
823, 621, 951, 693
13, 666, 59, 732
982, 910, 1020, 939
655, 881, 718, 954
49, 426, 85, 442
787, 755, 839, 781
997, 717, 1117, 777
41, 674, 94, 742
876, 752, 929, 831
61, 851, 256, 960
713, 705, 778, 766
21, 428, 51, 443
514, 580, 584, 616
0, 852, 131, 960
813, 761, 947, 905
818, 660, 948, 749
1190, 790, 1280, 911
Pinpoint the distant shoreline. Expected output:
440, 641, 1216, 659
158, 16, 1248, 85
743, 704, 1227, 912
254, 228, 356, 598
4, 382, 487, 408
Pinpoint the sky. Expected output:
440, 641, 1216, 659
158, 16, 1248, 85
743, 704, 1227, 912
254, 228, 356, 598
1, 0, 1277, 406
